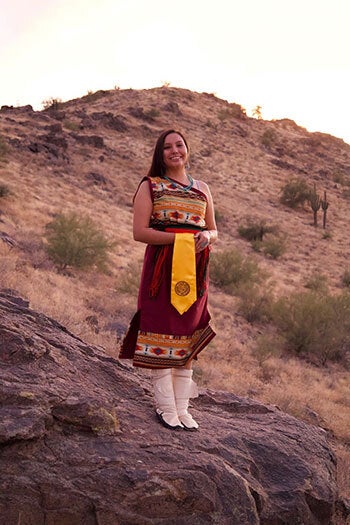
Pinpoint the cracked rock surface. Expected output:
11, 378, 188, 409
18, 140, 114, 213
0, 291, 340, 524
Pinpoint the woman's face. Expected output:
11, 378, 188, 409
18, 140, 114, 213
162, 133, 188, 171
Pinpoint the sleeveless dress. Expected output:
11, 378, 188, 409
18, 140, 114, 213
119, 176, 216, 368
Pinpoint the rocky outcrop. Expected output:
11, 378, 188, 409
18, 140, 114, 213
0, 291, 342, 524
71, 133, 105, 148
0, 104, 33, 114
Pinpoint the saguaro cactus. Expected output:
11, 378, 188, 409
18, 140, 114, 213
309, 184, 321, 227
321, 190, 329, 229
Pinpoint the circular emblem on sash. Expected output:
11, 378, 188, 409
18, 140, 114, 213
175, 281, 190, 296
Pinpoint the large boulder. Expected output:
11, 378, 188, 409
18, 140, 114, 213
0, 291, 341, 524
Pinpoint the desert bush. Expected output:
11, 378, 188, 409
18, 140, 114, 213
218, 103, 246, 121
304, 271, 329, 293
280, 177, 311, 208
332, 171, 349, 186
271, 291, 350, 363
259, 235, 286, 259
210, 248, 262, 294
236, 282, 273, 323
341, 269, 350, 288
42, 97, 62, 111
83, 90, 108, 103
144, 108, 160, 119
218, 109, 231, 121
0, 183, 11, 198
117, 261, 141, 295
238, 217, 276, 242
45, 212, 114, 271
261, 129, 277, 148
229, 102, 247, 119
64, 120, 80, 131
252, 105, 262, 120
251, 333, 283, 366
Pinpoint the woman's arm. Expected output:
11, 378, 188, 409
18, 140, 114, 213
194, 181, 218, 252
133, 180, 175, 245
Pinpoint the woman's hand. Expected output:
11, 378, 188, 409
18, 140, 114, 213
194, 231, 211, 253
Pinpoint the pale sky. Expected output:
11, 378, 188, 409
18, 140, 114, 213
1, 0, 349, 143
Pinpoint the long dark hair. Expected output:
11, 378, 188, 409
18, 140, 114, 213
147, 129, 189, 178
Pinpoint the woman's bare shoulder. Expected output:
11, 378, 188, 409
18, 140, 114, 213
195, 179, 211, 196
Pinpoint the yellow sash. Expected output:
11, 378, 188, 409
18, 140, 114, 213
171, 233, 197, 315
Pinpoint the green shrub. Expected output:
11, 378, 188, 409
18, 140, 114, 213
45, 212, 114, 271
238, 218, 285, 259
271, 291, 350, 363
238, 217, 276, 242
210, 248, 262, 294
251, 333, 283, 365
236, 282, 273, 323
260, 235, 286, 259
280, 177, 311, 208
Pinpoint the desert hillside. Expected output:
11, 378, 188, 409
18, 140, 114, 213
0, 86, 349, 504
1, 87, 350, 289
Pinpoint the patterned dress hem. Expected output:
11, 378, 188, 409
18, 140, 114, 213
132, 324, 216, 369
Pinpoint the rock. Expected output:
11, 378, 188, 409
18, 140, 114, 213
90, 111, 128, 132
232, 123, 249, 138
270, 157, 308, 174
28, 139, 68, 160
0, 231, 17, 249
128, 106, 155, 122
38, 133, 68, 150
0, 288, 29, 307
71, 133, 105, 148
0, 104, 33, 114
45, 123, 63, 133
85, 171, 108, 186
45, 110, 66, 121
162, 101, 181, 115
0, 291, 342, 524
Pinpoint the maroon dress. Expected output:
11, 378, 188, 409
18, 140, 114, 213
119, 176, 215, 368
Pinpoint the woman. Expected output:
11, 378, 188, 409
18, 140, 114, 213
119, 129, 217, 431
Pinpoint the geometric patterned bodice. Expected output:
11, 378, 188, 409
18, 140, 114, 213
149, 176, 207, 231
